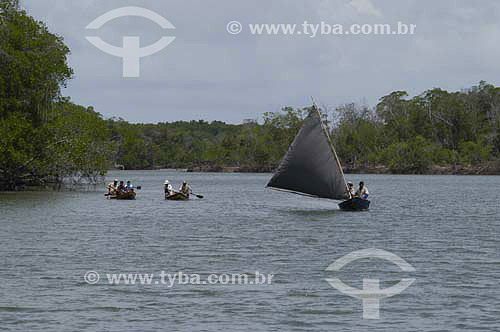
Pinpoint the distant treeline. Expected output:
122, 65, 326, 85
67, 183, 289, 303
106, 109, 305, 171
333, 83, 500, 174
1, 1, 499, 189
106, 83, 500, 174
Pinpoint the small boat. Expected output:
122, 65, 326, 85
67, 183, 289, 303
165, 191, 189, 201
109, 191, 136, 200
266, 104, 369, 211
338, 197, 370, 211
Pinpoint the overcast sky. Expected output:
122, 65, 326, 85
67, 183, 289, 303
23, 0, 500, 123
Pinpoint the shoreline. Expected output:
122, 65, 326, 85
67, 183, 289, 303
4, 163, 499, 191
182, 163, 500, 175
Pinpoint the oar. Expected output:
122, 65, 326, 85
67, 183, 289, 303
192, 193, 203, 199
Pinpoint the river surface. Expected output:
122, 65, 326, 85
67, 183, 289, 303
0, 171, 499, 331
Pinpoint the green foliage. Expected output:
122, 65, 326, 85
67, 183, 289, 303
0, 113, 37, 185
0, 0, 73, 124
85, 86, 500, 174
0, 2, 108, 189
104, 107, 307, 170
430, 147, 457, 165
331, 81, 500, 173
381, 136, 433, 173
48, 101, 114, 180
332, 103, 384, 167
459, 141, 492, 165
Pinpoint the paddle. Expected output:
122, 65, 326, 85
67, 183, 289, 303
192, 193, 204, 199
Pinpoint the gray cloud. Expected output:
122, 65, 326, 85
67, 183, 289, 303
23, 0, 500, 123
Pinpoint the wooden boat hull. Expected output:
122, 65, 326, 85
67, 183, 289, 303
165, 192, 189, 201
338, 197, 370, 211
109, 191, 136, 200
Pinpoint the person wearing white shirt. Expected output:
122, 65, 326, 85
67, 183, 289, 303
355, 181, 369, 200
347, 181, 356, 198
164, 180, 173, 195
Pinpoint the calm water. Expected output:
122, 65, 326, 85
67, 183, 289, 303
0, 171, 499, 331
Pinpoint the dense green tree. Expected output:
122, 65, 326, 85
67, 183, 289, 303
332, 103, 384, 167
0, 1, 110, 189
382, 136, 433, 173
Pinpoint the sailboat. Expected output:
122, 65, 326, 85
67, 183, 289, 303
266, 105, 370, 211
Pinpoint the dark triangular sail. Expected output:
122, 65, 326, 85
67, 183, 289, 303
267, 109, 349, 200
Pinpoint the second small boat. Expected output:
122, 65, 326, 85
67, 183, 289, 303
338, 197, 370, 211
165, 192, 189, 201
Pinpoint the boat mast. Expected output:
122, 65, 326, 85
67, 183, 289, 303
311, 99, 351, 199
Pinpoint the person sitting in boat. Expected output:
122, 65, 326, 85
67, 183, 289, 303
164, 180, 173, 195
116, 180, 125, 194
125, 181, 133, 191
107, 179, 118, 194
179, 181, 191, 196
347, 181, 356, 198
355, 181, 369, 200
